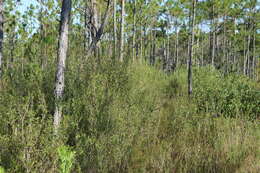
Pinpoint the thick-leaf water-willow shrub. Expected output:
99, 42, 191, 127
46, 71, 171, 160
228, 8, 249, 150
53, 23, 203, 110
193, 67, 260, 119
58, 146, 75, 173
0, 60, 259, 172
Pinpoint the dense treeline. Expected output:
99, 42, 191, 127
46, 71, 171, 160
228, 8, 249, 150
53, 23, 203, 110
0, 0, 259, 172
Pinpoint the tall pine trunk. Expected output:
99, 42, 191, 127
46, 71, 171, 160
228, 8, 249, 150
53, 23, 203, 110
243, 34, 247, 75
252, 28, 256, 79
246, 34, 251, 77
140, 30, 143, 63
0, 0, 3, 77
54, 0, 71, 133
91, 0, 99, 57
223, 13, 227, 74
174, 19, 179, 69
132, 0, 136, 61
113, 0, 117, 57
211, 1, 216, 67
119, 0, 125, 62
188, 0, 196, 96
84, 2, 88, 52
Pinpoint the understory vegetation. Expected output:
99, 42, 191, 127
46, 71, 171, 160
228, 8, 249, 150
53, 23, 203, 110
0, 59, 259, 172
0, 1, 259, 172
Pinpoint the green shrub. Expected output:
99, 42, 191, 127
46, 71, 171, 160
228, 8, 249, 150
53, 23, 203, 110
0, 166, 4, 173
58, 146, 75, 173
193, 67, 260, 119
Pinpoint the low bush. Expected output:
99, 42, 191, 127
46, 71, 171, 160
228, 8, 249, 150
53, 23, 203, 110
193, 67, 260, 119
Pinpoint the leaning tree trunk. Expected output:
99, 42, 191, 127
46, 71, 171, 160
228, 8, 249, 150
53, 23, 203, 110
54, 0, 71, 133
86, 0, 111, 57
0, 0, 3, 77
188, 0, 196, 96
119, 0, 125, 62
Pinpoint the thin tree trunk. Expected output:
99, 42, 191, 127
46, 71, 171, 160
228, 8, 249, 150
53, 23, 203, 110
166, 33, 170, 71
86, 0, 111, 58
188, 0, 196, 96
0, 0, 3, 77
54, 0, 71, 133
149, 31, 152, 65
149, 31, 156, 65
132, 0, 136, 61
150, 32, 152, 64
92, 0, 99, 57
246, 34, 251, 77
84, 3, 88, 52
113, 0, 117, 57
187, 10, 191, 71
140, 31, 143, 63
252, 29, 256, 79
201, 38, 204, 66
196, 36, 199, 67
119, 0, 125, 62
211, 1, 216, 67
9, 33, 15, 67
91, 0, 99, 34
163, 39, 167, 71
232, 18, 236, 72
243, 35, 247, 75
223, 14, 227, 74
152, 31, 156, 65
8, 29, 16, 80
175, 19, 179, 69
165, 16, 170, 71
38, 0, 47, 69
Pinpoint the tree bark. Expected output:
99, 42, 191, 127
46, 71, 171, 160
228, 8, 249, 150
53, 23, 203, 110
246, 34, 251, 76
166, 33, 170, 71
140, 31, 143, 63
188, 0, 196, 96
150, 31, 156, 65
0, 0, 3, 77
84, 2, 88, 52
38, 0, 48, 69
243, 35, 247, 75
223, 13, 227, 74
201, 37, 204, 66
119, 0, 125, 62
91, 0, 99, 56
252, 28, 256, 79
210, 1, 216, 67
113, 0, 117, 57
163, 39, 167, 71
86, 0, 111, 57
132, 0, 136, 61
174, 19, 179, 69
54, 0, 71, 133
